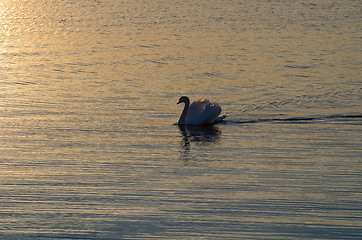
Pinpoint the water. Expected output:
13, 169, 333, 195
1, 0, 361, 239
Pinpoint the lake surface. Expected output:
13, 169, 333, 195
1, 0, 361, 239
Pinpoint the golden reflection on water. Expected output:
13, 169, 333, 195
0, 0, 361, 239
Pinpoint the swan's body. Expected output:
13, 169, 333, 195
177, 96, 225, 125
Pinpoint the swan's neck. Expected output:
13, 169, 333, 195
178, 100, 190, 125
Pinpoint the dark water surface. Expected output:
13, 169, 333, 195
1, 0, 361, 239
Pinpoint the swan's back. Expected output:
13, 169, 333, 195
186, 99, 222, 125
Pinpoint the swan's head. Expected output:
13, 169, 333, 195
177, 96, 190, 105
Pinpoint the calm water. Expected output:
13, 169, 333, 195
1, 0, 361, 239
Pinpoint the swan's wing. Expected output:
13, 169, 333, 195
201, 101, 222, 123
186, 99, 222, 125
186, 100, 208, 120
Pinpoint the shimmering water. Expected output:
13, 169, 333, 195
1, 0, 361, 239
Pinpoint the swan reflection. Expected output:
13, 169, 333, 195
178, 124, 221, 144
178, 124, 221, 161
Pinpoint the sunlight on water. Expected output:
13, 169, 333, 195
0, 0, 361, 239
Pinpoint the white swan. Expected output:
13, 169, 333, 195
177, 96, 225, 125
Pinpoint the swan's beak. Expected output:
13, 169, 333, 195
177, 100, 181, 104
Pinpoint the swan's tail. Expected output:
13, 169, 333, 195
215, 115, 227, 123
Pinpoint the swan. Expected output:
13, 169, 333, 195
177, 96, 225, 125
